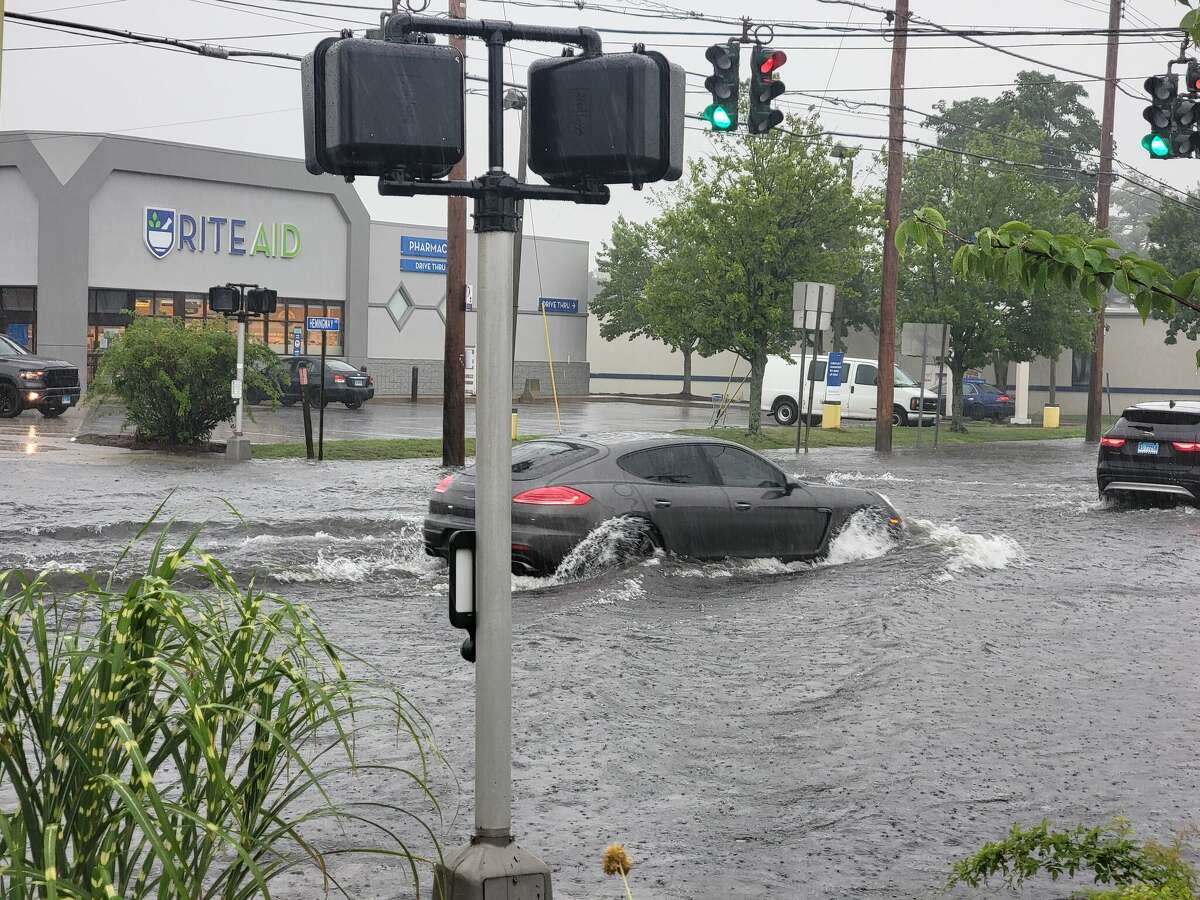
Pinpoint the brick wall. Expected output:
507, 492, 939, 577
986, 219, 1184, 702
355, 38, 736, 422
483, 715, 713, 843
366, 359, 589, 399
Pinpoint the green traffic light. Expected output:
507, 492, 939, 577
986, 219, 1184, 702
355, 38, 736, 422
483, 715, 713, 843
1142, 133, 1171, 158
703, 103, 734, 131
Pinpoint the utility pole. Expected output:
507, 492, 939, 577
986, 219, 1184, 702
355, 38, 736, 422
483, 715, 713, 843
443, 0, 468, 467
875, 0, 909, 453
1087, 0, 1121, 444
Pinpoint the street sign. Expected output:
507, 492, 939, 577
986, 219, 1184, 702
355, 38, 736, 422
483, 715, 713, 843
538, 297, 578, 314
306, 316, 340, 332
292, 326, 303, 358
792, 282, 835, 332
901, 322, 941, 357
826, 351, 846, 388
401, 258, 449, 275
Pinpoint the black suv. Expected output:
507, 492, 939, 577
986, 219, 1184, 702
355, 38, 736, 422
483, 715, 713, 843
0, 334, 82, 418
1097, 401, 1200, 502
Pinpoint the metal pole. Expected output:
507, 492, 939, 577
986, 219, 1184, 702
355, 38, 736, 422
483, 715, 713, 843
512, 105, 528, 373
934, 323, 947, 449
234, 311, 246, 438
318, 331, 327, 462
803, 290, 825, 454
793, 291, 810, 455
443, 0, 468, 468
1087, 0, 1121, 444
916, 326, 927, 448
0, 0, 6, 117
474, 227, 515, 838
875, 0, 909, 453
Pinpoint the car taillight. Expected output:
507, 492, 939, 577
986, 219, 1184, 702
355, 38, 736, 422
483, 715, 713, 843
1172, 441, 1200, 452
334, 374, 346, 383
1100, 437, 1125, 448
368, 375, 374, 385
997, 395, 1011, 402
434, 474, 455, 493
512, 485, 592, 506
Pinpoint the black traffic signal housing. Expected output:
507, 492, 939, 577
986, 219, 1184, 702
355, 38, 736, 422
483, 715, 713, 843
1188, 60, 1200, 95
527, 49, 685, 189
702, 41, 739, 132
208, 286, 239, 315
1142, 74, 1177, 158
302, 37, 465, 179
244, 288, 278, 315
748, 45, 787, 134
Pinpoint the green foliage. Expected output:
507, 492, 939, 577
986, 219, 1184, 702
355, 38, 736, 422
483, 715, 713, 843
949, 820, 1196, 897
1144, 183, 1200, 345
0, 519, 439, 898
90, 318, 283, 446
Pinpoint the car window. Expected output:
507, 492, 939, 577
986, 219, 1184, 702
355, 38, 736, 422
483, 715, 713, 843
702, 444, 785, 489
963, 384, 977, 396
893, 367, 919, 388
976, 384, 1002, 396
327, 360, 360, 373
618, 445, 716, 485
807, 360, 827, 382
854, 364, 877, 386
0, 335, 27, 357
509, 440, 597, 479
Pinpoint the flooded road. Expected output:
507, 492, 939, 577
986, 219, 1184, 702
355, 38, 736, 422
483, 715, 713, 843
2, 438, 1198, 898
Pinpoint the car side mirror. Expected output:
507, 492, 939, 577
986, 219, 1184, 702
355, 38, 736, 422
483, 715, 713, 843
785, 480, 802, 495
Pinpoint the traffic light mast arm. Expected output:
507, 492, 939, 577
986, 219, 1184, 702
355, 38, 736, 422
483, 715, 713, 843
384, 12, 602, 55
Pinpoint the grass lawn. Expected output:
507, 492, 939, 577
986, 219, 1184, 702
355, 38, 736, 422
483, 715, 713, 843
677, 421, 1099, 451
252, 437, 478, 461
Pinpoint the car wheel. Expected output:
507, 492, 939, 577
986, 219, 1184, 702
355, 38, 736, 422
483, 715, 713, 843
772, 397, 799, 427
345, 400, 363, 410
892, 406, 909, 427
39, 405, 66, 418
0, 382, 20, 419
625, 517, 664, 558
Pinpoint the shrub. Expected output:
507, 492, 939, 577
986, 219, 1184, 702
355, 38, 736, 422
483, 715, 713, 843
91, 317, 283, 445
0, 524, 439, 897
949, 819, 1196, 899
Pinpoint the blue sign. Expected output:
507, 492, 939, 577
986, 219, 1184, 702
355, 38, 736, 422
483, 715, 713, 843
826, 351, 846, 388
306, 316, 340, 332
401, 258, 449, 275
401, 236, 448, 259
538, 297, 579, 314
292, 326, 303, 357
5, 324, 30, 349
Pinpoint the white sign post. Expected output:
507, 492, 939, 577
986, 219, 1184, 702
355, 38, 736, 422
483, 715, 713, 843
792, 283, 836, 454
901, 322, 941, 447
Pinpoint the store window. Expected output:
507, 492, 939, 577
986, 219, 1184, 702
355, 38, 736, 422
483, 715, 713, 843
0, 287, 37, 351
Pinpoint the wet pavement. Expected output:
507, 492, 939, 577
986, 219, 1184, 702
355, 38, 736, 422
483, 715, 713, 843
2, 435, 1198, 898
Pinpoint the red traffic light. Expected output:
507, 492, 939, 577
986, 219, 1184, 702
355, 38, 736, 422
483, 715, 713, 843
758, 50, 787, 75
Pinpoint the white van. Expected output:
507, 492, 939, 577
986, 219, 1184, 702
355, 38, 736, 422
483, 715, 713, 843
761, 354, 940, 427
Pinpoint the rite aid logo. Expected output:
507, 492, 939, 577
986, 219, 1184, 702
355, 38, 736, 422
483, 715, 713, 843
143, 205, 302, 260
144, 207, 175, 260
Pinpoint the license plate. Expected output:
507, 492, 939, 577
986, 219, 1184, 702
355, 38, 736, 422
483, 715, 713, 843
61, 397, 71, 406
1137, 441, 1159, 455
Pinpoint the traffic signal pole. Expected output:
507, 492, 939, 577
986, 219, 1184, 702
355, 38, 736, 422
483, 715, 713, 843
875, 0, 909, 453
1087, 0, 1121, 444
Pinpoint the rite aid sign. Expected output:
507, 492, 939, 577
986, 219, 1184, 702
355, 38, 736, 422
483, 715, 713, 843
144, 206, 302, 260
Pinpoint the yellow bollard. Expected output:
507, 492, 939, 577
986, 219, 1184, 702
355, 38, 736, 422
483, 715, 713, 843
1042, 404, 1060, 429
511, 408, 518, 440
820, 401, 842, 429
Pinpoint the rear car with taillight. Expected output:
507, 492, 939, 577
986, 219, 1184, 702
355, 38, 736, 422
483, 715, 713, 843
1097, 401, 1200, 501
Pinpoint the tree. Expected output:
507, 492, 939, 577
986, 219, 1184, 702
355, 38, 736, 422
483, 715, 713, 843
898, 120, 1091, 429
592, 215, 707, 396
931, 71, 1101, 218
1109, 181, 1160, 254
91, 317, 282, 445
1144, 184, 1200, 345
646, 115, 872, 433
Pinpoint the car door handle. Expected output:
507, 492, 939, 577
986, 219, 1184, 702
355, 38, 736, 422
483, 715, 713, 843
654, 499, 671, 508
850, 385, 855, 393
735, 501, 752, 511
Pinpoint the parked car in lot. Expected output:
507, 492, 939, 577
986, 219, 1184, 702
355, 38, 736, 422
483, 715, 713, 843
0, 334, 81, 418
248, 357, 375, 410
761, 354, 941, 427
962, 379, 1015, 422
424, 435, 903, 575
1097, 401, 1200, 503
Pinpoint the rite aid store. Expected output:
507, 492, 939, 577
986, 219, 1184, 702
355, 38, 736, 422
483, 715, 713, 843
0, 131, 590, 394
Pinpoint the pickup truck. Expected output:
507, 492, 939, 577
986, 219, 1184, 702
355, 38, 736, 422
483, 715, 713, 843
0, 334, 82, 418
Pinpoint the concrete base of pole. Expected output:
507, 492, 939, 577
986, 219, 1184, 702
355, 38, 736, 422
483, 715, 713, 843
431, 836, 552, 900
225, 436, 252, 461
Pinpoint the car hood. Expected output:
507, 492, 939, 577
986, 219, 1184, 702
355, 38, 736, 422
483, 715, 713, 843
795, 482, 898, 514
4, 354, 75, 369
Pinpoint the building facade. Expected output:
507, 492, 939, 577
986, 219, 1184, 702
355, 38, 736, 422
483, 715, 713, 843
0, 131, 589, 395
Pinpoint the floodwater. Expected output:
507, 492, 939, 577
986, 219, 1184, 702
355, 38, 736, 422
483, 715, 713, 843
2, 438, 1198, 899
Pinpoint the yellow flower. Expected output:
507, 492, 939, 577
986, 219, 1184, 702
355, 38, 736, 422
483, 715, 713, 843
602, 843, 633, 877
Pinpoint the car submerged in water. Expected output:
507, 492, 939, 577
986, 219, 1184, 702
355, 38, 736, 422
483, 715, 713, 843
423, 435, 902, 575
1098, 401, 1200, 503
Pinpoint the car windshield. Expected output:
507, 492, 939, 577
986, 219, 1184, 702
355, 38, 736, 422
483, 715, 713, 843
976, 383, 1004, 396
326, 360, 360, 373
509, 440, 597, 477
893, 366, 918, 388
0, 335, 28, 357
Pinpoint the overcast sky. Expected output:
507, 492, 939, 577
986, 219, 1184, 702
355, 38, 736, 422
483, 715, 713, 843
1, 0, 1195, 258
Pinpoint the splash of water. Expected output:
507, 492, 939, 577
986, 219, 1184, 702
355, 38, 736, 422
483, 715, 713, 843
824, 471, 915, 487
909, 519, 1025, 573
551, 517, 655, 584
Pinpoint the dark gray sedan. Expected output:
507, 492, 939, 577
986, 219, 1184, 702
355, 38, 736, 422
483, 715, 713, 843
423, 435, 902, 575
